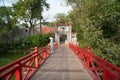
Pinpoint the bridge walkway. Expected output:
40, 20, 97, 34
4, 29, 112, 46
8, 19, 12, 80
31, 44, 92, 80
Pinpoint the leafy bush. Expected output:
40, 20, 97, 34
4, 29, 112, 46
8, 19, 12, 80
0, 33, 52, 67
4, 33, 52, 50
77, 25, 120, 67
25, 34, 51, 48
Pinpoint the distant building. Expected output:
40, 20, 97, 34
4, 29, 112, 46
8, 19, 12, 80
55, 23, 72, 44
41, 25, 56, 34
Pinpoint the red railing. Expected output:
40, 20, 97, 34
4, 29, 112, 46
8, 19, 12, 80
0, 42, 58, 80
69, 43, 120, 80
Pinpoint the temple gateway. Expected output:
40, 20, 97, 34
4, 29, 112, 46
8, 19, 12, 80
54, 24, 77, 45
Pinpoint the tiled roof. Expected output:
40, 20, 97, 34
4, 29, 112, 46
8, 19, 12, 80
41, 26, 56, 34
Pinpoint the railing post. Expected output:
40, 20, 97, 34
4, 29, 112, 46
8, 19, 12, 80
87, 46, 91, 53
43, 50, 46, 59
73, 44, 77, 54
48, 45, 50, 55
103, 70, 111, 80
86, 55, 91, 68
34, 47, 39, 68
76, 45, 79, 55
15, 64, 22, 80
86, 46, 91, 68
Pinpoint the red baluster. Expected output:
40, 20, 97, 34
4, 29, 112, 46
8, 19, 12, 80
43, 51, 46, 59
15, 64, 22, 80
87, 46, 91, 53
103, 70, 110, 80
86, 46, 91, 68
34, 47, 39, 68
86, 55, 91, 68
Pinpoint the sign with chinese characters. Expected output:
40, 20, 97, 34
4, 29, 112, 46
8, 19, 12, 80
57, 26, 69, 32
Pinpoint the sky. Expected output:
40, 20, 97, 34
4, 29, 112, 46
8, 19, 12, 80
43, 0, 72, 22
0, 0, 17, 6
0, 0, 72, 22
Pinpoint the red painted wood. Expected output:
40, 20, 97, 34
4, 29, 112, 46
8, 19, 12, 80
15, 64, 22, 80
69, 43, 120, 80
0, 42, 58, 80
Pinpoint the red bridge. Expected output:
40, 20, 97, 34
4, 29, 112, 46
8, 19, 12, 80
0, 42, 120, 80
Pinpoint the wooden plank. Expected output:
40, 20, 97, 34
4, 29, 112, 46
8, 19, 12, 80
31, 44, 92, 80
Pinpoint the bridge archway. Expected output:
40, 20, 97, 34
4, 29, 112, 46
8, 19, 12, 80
59, 34, 67, 44
55, 24, 72, 44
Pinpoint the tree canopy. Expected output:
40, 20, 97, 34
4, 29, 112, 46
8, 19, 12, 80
65, 0, 120, 66
0, 0, 49, 52
13, 0, 49, 35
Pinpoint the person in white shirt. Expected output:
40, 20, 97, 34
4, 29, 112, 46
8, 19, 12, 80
49, 37, 55, 54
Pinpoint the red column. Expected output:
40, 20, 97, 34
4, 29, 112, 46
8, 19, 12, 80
15, 64, 22, 80
87, 46, 91, 53
86, 46, 91, 68
86, 55, 91, 68
103, 70, 110, 80
43, 51, 46, 59
34, 47, 39, 68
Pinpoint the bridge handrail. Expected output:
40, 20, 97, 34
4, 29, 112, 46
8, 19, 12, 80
69, 43, 120, 80
0, 42, 58, 80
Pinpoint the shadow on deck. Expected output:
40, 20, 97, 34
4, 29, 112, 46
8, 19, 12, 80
31, 44, 92, 80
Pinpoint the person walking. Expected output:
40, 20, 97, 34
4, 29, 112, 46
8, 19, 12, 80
49, 37, 55, 54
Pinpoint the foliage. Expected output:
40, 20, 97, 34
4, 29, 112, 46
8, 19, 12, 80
8, 34, 51, 50
0, 0, 51, 58
0, 33, 52, 67
0, 6, 15, 32
0, 0, 50, 67
0, 6, 18, 52
66, 0, 120, 66
77, 26, 105, 48
13, 0, 49, 35
25, 34, 51, 48
0, 0, 51, 68
55, 13, 70, 24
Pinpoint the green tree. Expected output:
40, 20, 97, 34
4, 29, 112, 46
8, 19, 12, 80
0, 6, 18, 39
0, 6, 18, 52
13, 0, 49, 35
66, 0, 120, 66
55, 13, 69, 25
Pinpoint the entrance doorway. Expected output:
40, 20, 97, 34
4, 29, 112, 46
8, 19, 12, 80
59, 34, 67, 44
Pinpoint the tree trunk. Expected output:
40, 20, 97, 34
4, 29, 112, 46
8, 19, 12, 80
29, 20, 33, 36
40, 19, 42, 34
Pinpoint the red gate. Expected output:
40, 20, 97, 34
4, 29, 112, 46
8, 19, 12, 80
69, 43, 120, 80
0, 42, 58, 80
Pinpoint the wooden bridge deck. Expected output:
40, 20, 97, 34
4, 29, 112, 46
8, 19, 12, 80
31, 44, 92, 80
